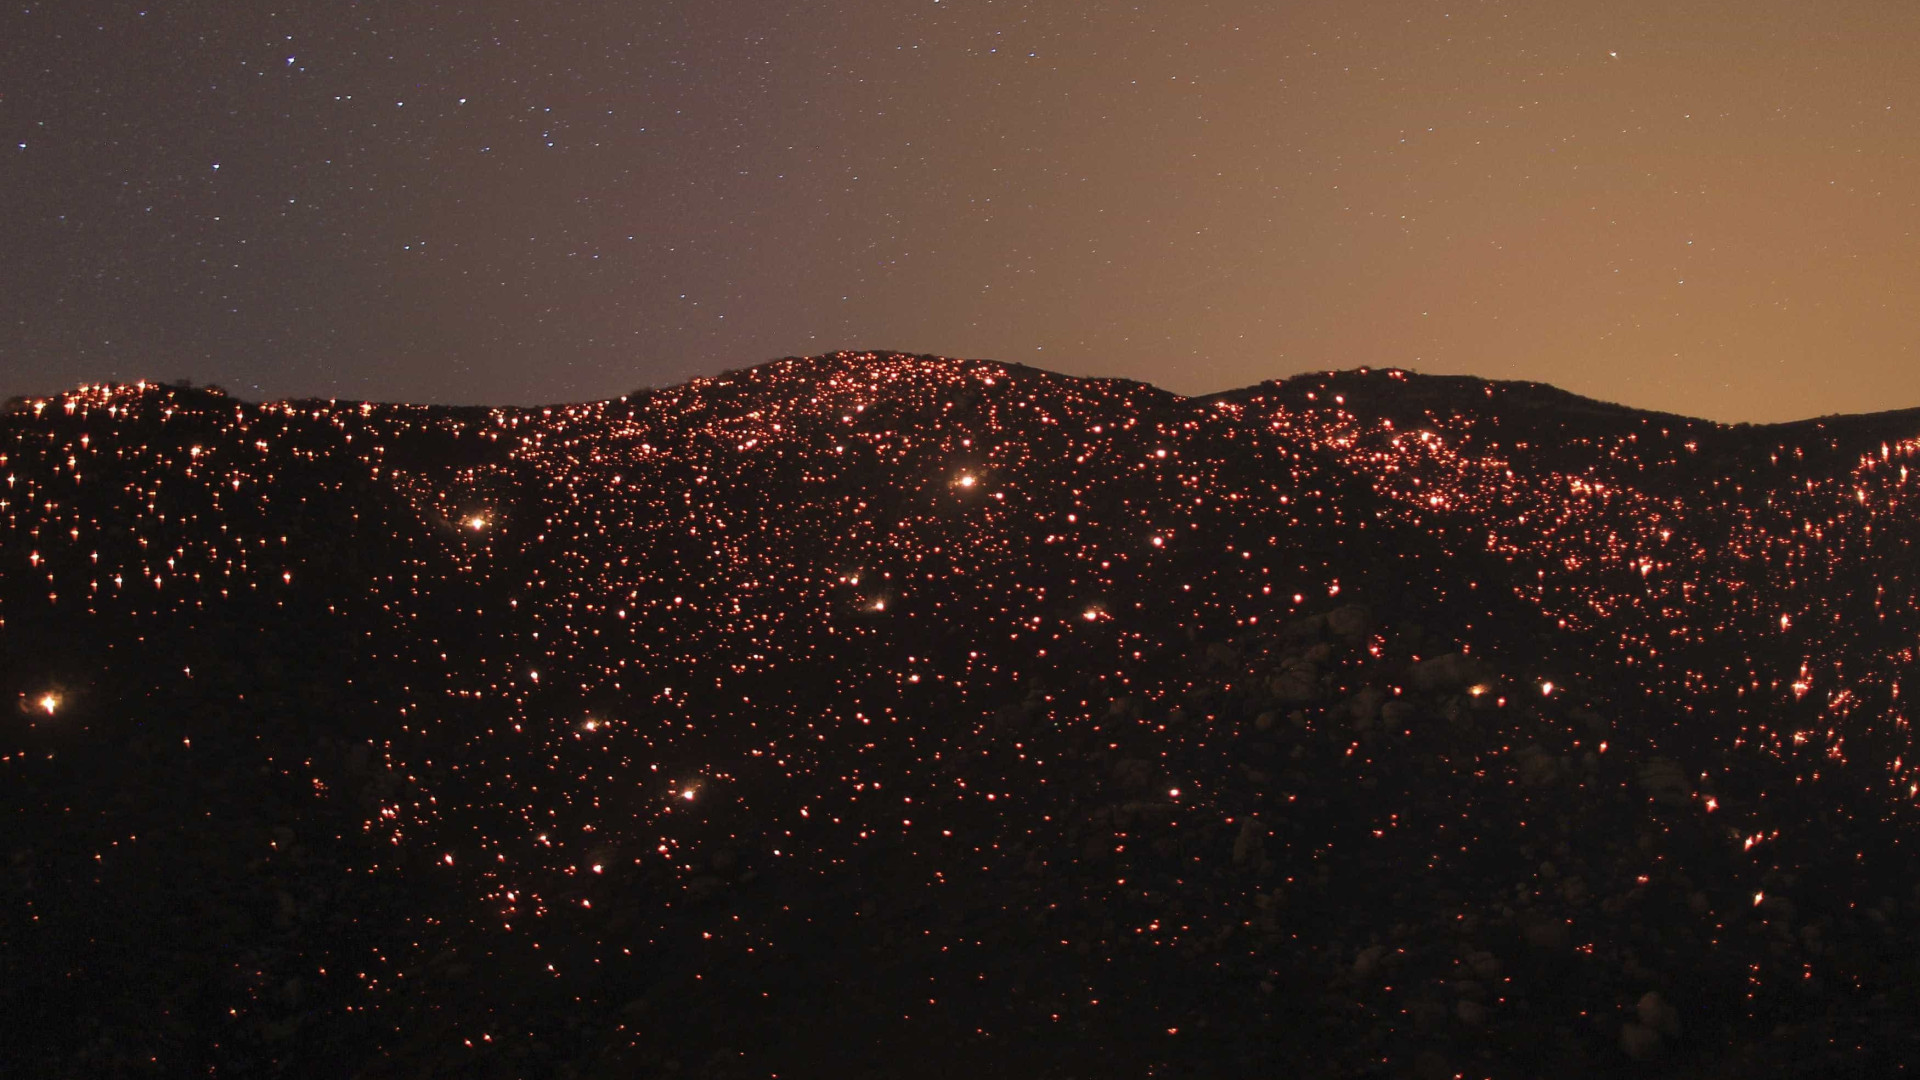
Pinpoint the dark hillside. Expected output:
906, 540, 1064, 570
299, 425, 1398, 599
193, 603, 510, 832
4, 357, 1920, 1077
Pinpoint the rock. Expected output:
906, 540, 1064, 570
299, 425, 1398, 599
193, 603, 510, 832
1619, 1021, 1662, 1061
1757, 894, 1796, 924
1111, 758, 1155, 791
1410, 652, 1485, 692
1637, 991, 1680, 1037
1380, 699, 1415, 732
1465, 950, 1502, 979
1231, 819, 1268, 865
1269, 668, 1319, 703
1570, 707, 1610, 738
1353, 944, 1389, 978
686, 875, 724, 902
1637, 758, 1692, 807
1281, 614, 1326, 643
1345, 686, 1388, 725
1560, 876, 1588, 905
1325, 603, 1372, 640
1522, 915, 1569, 949
1514, 743, 1560, 786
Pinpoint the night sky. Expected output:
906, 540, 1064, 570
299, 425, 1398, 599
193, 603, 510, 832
5, 0, 1919, 421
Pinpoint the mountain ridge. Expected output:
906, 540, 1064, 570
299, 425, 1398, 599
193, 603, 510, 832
19, 350, 1920, 436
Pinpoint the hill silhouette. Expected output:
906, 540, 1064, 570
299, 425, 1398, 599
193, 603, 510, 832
4, 354, 1920, 1077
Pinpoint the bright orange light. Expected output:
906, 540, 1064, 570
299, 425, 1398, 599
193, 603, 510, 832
38, 693, 59, 715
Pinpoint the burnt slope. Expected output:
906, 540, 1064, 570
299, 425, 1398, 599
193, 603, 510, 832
3, 357, 1919, 1078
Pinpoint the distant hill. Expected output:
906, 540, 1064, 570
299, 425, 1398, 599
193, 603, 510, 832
4, 353, 1920, 1077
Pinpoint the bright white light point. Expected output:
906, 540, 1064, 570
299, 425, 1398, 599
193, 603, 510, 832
872, 600, 886, 611
956, 474, 976, 488
582, 719, 599, 731
443, 854, 455, 865
682, 790, 697, 801
465, 515, 488, 530
1753, 891, 1765, 906
1540, 681, 1554, 696
528, 671, 539, 682
39, 694, 59, 715
1168, 788, 1181, 798
1468, 684, 1488, 697
1083, 608, 1101, 621
591, 864, 603, 874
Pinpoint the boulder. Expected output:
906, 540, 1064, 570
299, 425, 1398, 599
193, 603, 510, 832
1353, 944, 1389, 978
1345, 686, 1388, 725
1325, 603, 1373, 640
1411, 652, 1486, 692
1637, 990, 1680, 1037
1269, 668, 1319, 703
1522, 914, 1569, 949
1231, 819, 1268, 866
1514, 743, 1560, 787
1619, 1021, 1662, 1061
1637, 758, 1692, 807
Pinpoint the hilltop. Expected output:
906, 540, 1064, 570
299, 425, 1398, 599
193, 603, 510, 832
4, 353, 1920, 1078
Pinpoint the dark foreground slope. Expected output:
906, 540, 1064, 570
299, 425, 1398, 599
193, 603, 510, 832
3, 357, 1920, 1078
